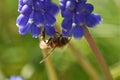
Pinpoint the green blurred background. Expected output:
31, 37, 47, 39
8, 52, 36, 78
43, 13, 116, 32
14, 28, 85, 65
0, 0, 120, 80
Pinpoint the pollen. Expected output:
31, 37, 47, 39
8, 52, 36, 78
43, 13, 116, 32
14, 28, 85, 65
40, 40, 48, 49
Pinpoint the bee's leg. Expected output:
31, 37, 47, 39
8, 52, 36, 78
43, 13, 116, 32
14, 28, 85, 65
40, 27, 46, 43
40, 46, 56, 63
49, 46, 57, 53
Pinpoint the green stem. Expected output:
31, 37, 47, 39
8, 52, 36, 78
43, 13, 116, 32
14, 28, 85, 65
82, 25, 113, 80
39, 34, 58, 80
68, 43, 101, 80
41, 49, 58, 80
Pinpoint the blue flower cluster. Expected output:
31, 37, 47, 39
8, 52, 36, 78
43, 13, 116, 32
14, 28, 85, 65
7, 76, 23, 80
16, 0, 59, 38
60, 0, 102, 39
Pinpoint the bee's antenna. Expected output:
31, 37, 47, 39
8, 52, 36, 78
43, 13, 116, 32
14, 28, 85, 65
40, 27, 46, 43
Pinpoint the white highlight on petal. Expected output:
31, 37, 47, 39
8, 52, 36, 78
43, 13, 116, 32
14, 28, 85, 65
37, 24, 44, 27
28, 19, 33, 24
32, 35, 38, 38
94, 13, 103, 24
72, 22, 76, 27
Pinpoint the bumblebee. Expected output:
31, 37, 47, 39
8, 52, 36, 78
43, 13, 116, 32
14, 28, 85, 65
40, 28, 71, 63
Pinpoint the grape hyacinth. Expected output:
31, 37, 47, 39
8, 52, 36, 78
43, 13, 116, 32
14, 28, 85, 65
60, 0, 102, 39
7, 76, 23, 80
16, 0, 59, 38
